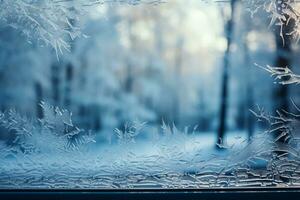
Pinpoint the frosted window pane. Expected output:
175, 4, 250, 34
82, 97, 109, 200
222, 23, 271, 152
0, 0, 300, 189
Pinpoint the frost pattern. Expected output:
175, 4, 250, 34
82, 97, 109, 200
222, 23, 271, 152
245, 0, 300, 43
256, 64, 300, 85
0, 0, 162, 54
0, 102, 300, 188
1, 0, 300, 190
205, 0, 300, 43
114, 121, 146, 144
0, 102, 95, 156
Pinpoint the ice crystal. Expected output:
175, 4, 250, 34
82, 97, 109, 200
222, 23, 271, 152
114, 121, 146, 144
0, 0, 300, 190
256, 63, 300, 85
1, 108, 299, 189
0, 0, 163, 55
0, 102, 95, 155
244, 0, 300, 44
205, 0, 300, 44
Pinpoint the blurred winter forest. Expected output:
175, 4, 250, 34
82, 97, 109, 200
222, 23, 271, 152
0, 0, 300, 146
1, 0, 300, 189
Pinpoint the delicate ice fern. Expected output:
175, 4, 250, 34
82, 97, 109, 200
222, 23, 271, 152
39, 102, 96, 150
251, 103, 300, 143
251, 64, 300, 145
0, 0, 162, 54
256, 63, 300, 85
0, 110, 35, 154
245, 0, 300, 44
0, 111, 300, 188
0, 102, 95, 154
205, 0, 300, 43
114, 121, 146, 144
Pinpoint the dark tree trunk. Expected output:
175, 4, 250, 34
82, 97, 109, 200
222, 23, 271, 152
94, 106, 102, 131
51, 64, 61, 106
35, 82, 43, 119
274, 0, 294, 143
173, 37, 184, 125
125, 62, 134, 93
79, 105, 87, 129
217, 0, 237, 148
64, 63, 73, 108
125, 19, 134, 93
246, 70, 254, 140
242, 27, 255, 140
246, 86, 254, 140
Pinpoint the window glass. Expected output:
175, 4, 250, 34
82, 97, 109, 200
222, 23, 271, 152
0, 0, 300, 189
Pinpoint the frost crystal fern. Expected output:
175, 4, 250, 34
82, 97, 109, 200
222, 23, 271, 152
0, 0, 163, 55
0, 102, 95, 155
